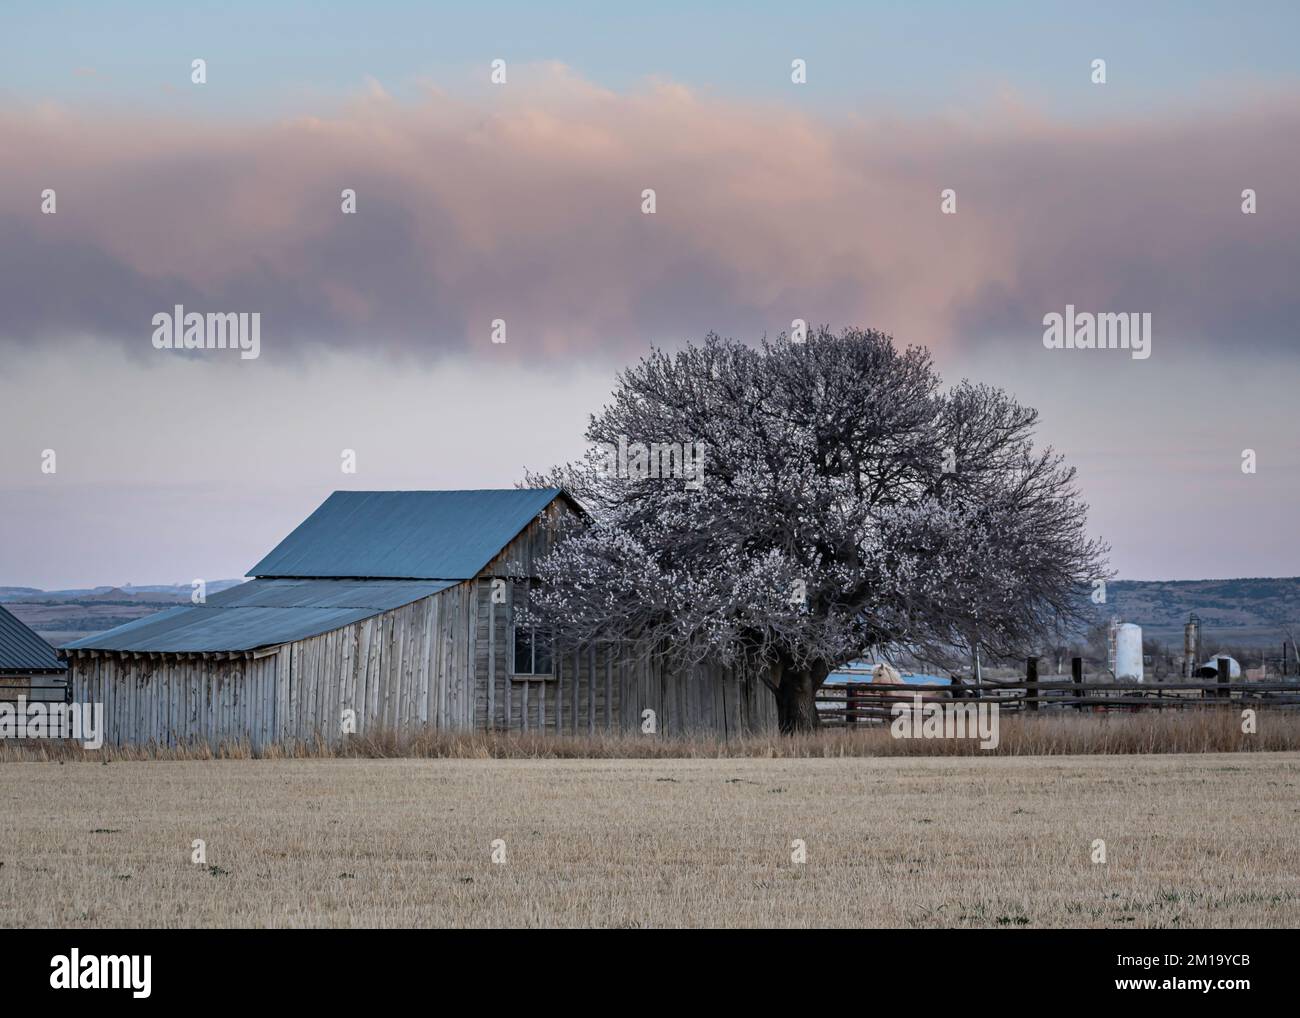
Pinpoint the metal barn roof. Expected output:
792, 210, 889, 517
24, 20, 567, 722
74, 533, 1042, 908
0, 604, 67, 673
204, 578, 456, 610
61, 579, 455, 654
248, 488, 566, 580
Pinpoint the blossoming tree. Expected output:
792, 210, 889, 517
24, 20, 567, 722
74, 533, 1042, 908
526, 328, 1108, 733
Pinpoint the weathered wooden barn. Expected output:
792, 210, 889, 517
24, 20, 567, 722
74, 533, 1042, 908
63, 489, 776, 747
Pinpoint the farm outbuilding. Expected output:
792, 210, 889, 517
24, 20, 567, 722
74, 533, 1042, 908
62, 489, 776, 748
0, 603, 68, 705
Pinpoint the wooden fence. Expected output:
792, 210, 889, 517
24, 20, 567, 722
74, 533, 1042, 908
817, 656, 1300, 725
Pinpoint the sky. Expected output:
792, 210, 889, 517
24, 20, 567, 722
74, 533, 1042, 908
1, 1, 1298, 588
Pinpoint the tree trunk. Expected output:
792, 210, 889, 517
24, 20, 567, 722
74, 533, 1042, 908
774, 659, 828, 734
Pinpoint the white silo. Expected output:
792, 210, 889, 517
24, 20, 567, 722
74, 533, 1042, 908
1197, 655, 1242, 679
1113, 623, 1144, 682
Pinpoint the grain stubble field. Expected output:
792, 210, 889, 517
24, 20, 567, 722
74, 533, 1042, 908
2, 753, 1297, 928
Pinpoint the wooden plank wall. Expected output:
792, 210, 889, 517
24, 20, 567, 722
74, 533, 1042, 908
69, 585, 479, 749
471, 569, 622, 734
69, 611, 777, 747
614, 654, 778, 738
266, 604, 420, 744
71, 652, 280, 750
284, 586, 476, 740
468, 562, 777, 738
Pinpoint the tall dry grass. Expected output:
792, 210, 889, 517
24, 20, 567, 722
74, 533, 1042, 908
2, 708, 1295, 762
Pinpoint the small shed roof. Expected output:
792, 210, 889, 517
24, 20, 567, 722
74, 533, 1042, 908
0, 604, 67, 673
248, 488, 569, 580
62, 579, 454, 654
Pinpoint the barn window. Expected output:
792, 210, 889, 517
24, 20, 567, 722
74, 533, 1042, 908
512, 623, 553, 676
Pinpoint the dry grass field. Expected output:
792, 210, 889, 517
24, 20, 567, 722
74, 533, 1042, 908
5, 709, 1300, 761
2, 751, 1297, 928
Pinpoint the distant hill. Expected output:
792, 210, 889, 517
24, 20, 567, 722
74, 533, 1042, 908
3, 577, 1297, 651
1086, 578, 1300, 649
0, 581, 244, 604
1, 581, 245, 646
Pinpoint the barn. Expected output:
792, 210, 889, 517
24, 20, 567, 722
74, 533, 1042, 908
62, 489, 776, 748
0, 603, 68, 707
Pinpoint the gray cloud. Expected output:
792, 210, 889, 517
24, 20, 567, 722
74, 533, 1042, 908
2, 75, 1297, 363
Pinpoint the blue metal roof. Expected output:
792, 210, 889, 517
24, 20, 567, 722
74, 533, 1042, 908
0, 604, 67, 673
62, 579, 455, 654
248, 489, 566, 580
205, 578, 455, 610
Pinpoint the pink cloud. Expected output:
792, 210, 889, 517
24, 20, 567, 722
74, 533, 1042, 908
1, 69, 1296, 363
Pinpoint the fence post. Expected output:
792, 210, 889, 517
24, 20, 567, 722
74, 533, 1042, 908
845, 684, 856, 725
1217, 657, 1230, 700
1071, 657, 1083, 711
1026, 656, 1040, 712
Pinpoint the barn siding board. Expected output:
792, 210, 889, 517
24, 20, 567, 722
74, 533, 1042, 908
605, 649, 613, 731
450, 589, 459, 727
463, 584, 475, 729
393, 608, 405, 730
419, 596, 432, 726
435, 591, 448, 729
125, 660, 134, 743
555, 637, 564, 733
299, 638, 311, 739
327, 630, 340, 738
348, 622, 362, 734
282, 645, 293, 742
217, 660, 227, 744
399, 606, 412, 728
464, 588, 473, 728
308, 636, 320, 737
213, 660, 222, 744
504, 586, 514, 730
263, 656, 275, 747
434, 593, 447, 730
449, 590, 460, 728
302, 635, 314, 739
482, 587, 492, 730
409, 601, 422, 728
574, 647, 583, 734
113, 659, 124, 743
387, 610, 401, 731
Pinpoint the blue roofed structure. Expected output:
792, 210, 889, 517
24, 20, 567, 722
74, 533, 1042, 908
0, 604, 67, 674
63, 579, 456, 654
58, 486, 776, 745
248, 488, 572, 580
65, 488, 574, 654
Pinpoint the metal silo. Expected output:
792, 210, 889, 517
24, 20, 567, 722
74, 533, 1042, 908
1183, 613, 1201, 678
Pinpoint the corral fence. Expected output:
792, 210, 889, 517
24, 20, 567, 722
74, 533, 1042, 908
818, 656, 1300, 725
